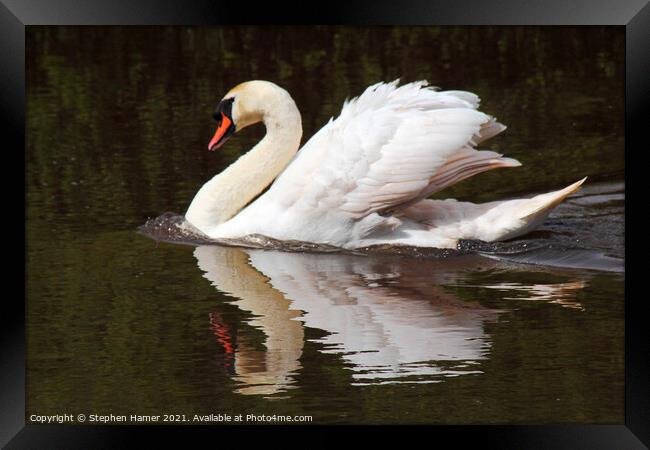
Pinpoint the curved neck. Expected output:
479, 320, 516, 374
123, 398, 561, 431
186, 101, 302, 234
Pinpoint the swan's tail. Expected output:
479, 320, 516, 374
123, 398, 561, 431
400, 178, 587, 246
477, 177, 587, 241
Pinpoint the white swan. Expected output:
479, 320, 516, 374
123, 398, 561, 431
186, 80, 585, 249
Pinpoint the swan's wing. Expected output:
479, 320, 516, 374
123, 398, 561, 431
244, 250, 495, 375
267, 80, 519, 218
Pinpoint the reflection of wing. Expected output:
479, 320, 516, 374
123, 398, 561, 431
245, 250, 497, 382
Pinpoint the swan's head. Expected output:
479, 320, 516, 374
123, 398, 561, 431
208, 80, 300, 151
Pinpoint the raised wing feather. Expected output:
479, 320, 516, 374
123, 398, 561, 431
266, 80, 516, 218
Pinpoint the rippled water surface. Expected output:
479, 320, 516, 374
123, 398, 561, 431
27, 26, 624, 424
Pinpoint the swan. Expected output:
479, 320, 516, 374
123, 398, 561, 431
186, 80, 586, 249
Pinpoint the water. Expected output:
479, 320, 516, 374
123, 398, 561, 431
27, 26, 624, 424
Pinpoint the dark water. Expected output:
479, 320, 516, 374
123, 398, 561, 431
26, 26, 624, 424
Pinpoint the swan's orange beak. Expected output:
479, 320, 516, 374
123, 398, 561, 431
208, 113, 235, 151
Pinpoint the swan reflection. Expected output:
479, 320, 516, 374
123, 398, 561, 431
469, 281, 587, 310
194, 245, 587, 395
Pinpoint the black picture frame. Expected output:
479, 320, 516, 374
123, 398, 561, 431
5, 0, 647, 447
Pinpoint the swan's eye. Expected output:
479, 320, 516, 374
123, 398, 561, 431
213, 97, 235, 122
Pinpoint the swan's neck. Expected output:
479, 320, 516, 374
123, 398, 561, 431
186, 105, 302, 234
